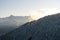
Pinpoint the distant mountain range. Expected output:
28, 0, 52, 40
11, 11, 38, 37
0, 15, 29, 26
0, 15, 29, 36
1, 13, 60, 40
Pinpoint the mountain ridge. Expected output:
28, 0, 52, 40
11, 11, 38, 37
0, 13, 60, 40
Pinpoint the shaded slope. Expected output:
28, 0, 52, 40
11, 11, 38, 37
1, 13, 60, 40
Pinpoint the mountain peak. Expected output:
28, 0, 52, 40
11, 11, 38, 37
9, 15, 14, 17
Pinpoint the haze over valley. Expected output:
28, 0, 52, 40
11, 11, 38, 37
0, 15, 29, 36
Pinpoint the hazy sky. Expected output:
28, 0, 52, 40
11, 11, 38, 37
0, 0, 60, 18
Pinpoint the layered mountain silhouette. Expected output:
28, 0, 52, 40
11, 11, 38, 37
0, 15, 29, 36
0, 13, 60, 40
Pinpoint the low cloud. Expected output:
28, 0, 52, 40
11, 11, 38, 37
36, 9, 45, 14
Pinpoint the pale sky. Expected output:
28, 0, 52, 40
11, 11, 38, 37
0, 0, 60, 18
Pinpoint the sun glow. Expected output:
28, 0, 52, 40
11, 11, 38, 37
30, 8, 60, 21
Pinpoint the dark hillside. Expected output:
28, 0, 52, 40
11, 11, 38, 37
0, 13, 60, 40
